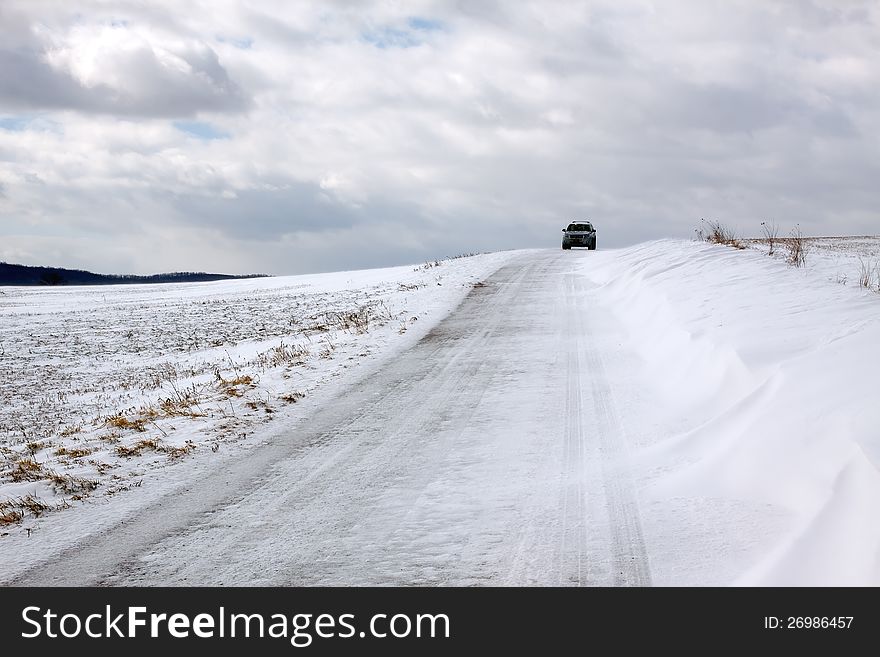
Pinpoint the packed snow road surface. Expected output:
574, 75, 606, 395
7, 238, 880, 586
9, 252, 652, 586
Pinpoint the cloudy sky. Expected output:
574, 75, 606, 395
1, 0, 878, 275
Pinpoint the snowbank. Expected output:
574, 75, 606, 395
580, 239, 880, 585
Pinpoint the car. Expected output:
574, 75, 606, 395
562, 221, 596, 250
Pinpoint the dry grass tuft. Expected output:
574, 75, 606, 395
216, 372, 255, 397
223, 375, 253, 387
697, 219, 745, 249
760, 220, 780, 256
0, 508, 23, 525
115, 438, 163, 458
115, 437, 195, 460
18, 494, 50, 518
413, 260, 442, 271
784, 225, 809, 267
256, 342, 310, 368
319, 341, 336, 359
165, 442, 196, 459
858, 257, 877, 290
26, 441, 46, 456
158, 383, 206, 417
106, 414, 147, 433
47, 471, 99, 495
326, 308, 373, 333
8, 458, 45, 482
59, 424, 83, 437
54, 445, 94, 458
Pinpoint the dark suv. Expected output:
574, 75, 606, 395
562, 222, 596, 250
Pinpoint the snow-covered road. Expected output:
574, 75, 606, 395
9, 252, 655, 585
7, 239, 880, 586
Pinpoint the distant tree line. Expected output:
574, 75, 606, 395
0, 262, 269, 287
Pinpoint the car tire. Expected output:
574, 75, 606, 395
562, 244, 571, 250
589, 240, 596, 250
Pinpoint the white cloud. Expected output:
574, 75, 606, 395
1, 0, 879, 274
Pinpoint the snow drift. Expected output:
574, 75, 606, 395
3, 238, 879, 586
581, 239, 880, 585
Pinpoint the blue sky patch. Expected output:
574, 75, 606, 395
362, 27, 422, 49
0, 116, 61, 133
0, 116, 30, 131
407, 17, 444, 31
173, 121, 230, 140
216, 35, 254, 49
362, 18, 443, 49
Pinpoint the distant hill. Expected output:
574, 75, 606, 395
0, 262, 269, 286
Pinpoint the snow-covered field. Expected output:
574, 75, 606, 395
3, 236, 880, 586
747, 235, 880, 290
582, 236, 880, 585
0, 252, 519, 527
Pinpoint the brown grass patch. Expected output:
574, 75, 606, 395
54, 446, 94, 458
158, 383, 207, 418
217, 374, 254, 398
115, 438, 163, 458
106, 414, 147, 432
165, 442, 196, 459
59, 424, 83, 437
47, 471, 99, 495
256, 342, 309, 368
698, 219, 745, 249
19, 494, 50, 518
26, 441, 46, 455
0, 509, 23, 525
784, 225, 809, 267
8, 458, 45, 482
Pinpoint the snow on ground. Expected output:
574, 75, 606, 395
581, 236, 880, 585
746, 235, 880, 291
0, 251, 520, 529
4, 236, 879, 586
